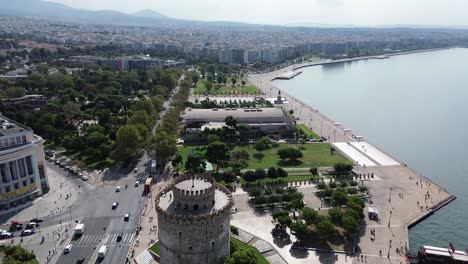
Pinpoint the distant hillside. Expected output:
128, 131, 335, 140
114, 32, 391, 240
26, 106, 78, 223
0, 0, 173, 26
133, 9, 168, 19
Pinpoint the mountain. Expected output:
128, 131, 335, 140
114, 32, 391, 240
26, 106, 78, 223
0, 0, 173, 26
133, 9, 168, 20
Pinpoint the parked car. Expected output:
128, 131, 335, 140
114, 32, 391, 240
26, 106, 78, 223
124, 213, 130, 221
112, 202, 119, 210
80, 175, 89, 181
134, 181, 139, 187
64, 244, 73, 253
133, 167, 138, 173
30, 218, 44, 223
21, 229, 35, 236
116, 186, 122, 192
0, 232, 14, 239
25, 222, 38, 229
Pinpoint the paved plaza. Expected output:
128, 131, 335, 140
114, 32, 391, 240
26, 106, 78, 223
241, 70, 454, 264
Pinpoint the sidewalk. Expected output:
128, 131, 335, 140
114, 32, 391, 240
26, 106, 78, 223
128, 169, 173, 263
0, 164, 80, 225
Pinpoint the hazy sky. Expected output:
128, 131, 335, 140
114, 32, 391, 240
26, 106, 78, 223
46, 0, 468, 26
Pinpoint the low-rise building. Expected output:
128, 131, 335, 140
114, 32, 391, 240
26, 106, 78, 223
0, 115, 49, 214
183, 107, 294, 143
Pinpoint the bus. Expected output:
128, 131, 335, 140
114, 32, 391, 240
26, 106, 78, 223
144, 177, 153, 194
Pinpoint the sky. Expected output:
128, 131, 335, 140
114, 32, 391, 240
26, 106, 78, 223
46, 0, 468, 26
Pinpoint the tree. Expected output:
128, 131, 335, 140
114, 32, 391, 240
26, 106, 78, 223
205, 80, 213, 92
333, 162, 353, 174
151, 130, 177, 162
161, 72, 176, 90
290, 222, 308, 241
267, 167, 278, 178
224, 115, 237, 141
277, 215, 292, 228
330, 146, 336, 155
328, 207, 343, 225
301, 207, 319, 224
205, 141, 230, 171
207, 134, 220, 144
192, 74, 200, 85
171, 154, 182, 172
315, 217, 335, 239
111, 125, 141, 164
331, 190, 348, 207
36, 64, 49, 75
231, 77, 237, 86
184, 155, 206, 174
276, 167, 288, 177
290, 199, 305, 212
253, 137, 271, 152
224, 248, 258, 264
241, 80, 246, 86
216, 72, 225, 84
277, 148, 303, 162
4, 87, 25, 98
342, 215, 359, 235
299, 138, 306, 149
309, 167, 318, 175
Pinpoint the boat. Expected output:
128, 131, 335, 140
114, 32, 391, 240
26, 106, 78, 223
417, 244, 468, 263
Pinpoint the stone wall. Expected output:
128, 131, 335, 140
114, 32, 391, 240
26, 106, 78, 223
158, 210, 231, 264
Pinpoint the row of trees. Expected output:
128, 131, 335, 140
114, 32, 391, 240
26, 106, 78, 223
2, 63, 183, 167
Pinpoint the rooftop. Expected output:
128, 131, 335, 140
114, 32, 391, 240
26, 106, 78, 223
185, 107, 289, 122
175, 178, 212, 193
0, 115, 31, 137
158, 189, 230, 216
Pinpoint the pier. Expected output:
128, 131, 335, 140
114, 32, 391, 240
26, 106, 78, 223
248, 65, 456, 264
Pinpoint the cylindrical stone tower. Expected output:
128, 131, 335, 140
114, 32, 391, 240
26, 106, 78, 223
156, 174, 233, 264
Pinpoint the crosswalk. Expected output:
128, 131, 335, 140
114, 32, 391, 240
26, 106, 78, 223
74, 234, 102, 245
135, 249, 155, 264
74, 232, 134, 246
80, 181, 95, 190
105, 233, 134, 245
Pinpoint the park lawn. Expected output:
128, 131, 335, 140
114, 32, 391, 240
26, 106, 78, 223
231, 238, 269, 264
178, 143, 351, 169
297, 124, 320, 139
194, 79, 261, 95
240, 175, 317, 184
149, 241, 160, 255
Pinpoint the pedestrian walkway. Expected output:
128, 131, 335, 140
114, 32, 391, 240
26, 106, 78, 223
233, 228, 287, 264
135, 249, 155, 264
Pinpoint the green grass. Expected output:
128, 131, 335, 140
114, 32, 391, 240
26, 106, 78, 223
149, 241, 160, 255
194, 79, 261, 95
297, 124, 320, 139
178, 143, 350, 169
231, 238, 269, 264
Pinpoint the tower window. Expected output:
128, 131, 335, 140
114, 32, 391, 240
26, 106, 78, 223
193, 204, 199, 210
188, 246, 192, 250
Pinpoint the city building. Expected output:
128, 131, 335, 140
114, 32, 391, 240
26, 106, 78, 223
156, 174, 233, 264
2, 95, 48, 110
0, 115, 49, 214
183, 107, 294, 142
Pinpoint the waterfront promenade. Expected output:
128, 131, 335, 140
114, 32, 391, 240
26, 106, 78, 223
247, 69, 455, 264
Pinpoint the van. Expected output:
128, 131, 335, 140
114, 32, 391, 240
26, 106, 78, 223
98, 246, 108, 258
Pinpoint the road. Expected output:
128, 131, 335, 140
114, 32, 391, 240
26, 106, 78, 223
53, 75, 184, 264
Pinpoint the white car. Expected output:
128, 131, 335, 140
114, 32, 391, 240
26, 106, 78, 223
80, 175, 89, 181
133, 167, 138, 173
64, 244, 73, 253
116, 186, 122, 192
134, 181, 139, 187
124, 213, 130, 221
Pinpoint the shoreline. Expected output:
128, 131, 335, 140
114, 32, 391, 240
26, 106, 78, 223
247, 50, 456, 262
270, 46, 458, 81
